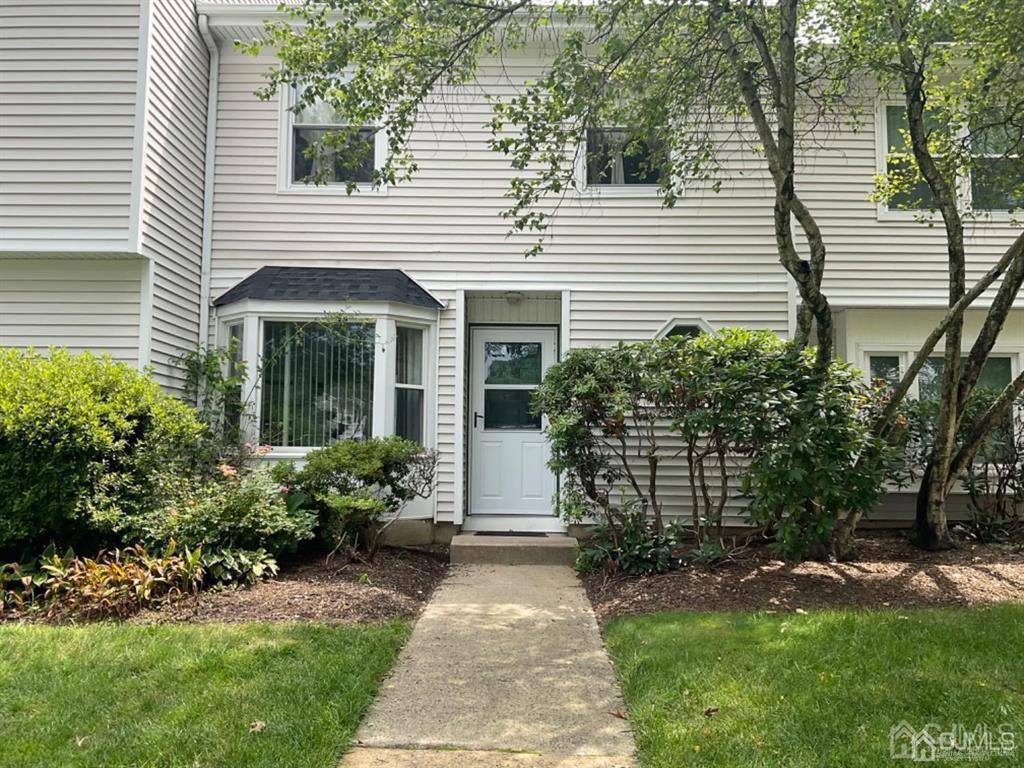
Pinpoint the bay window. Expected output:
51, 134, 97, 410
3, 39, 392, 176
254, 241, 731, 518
217, 309, 435, 454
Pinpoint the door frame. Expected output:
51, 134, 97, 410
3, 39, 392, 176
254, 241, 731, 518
464, 323, 565, 533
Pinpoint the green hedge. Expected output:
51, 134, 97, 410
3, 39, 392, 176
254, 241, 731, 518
0, 349, 205, 554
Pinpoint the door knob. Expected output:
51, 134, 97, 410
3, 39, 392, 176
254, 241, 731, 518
473, 411, 483, 428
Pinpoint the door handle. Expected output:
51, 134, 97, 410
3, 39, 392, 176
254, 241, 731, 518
473, 411, 483, 428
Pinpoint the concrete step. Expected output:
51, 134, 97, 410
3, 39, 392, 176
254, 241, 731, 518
449, 534, 578, 566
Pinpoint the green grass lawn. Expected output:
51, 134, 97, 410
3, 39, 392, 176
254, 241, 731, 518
0, 621, 409, 768
605, 605, 1024, 767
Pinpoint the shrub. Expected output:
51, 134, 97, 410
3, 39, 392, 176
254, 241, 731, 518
535, 330, 889, 564
199, 547, 279, 586
893, 392, 1024, 541
963, 400, 1024, 538
134, 465, 316, 560
175, 341, 249, 472
575, 501, 682, 576
0, 349, 206, 554
37, 542, 204, 620
293, 436, 437, 559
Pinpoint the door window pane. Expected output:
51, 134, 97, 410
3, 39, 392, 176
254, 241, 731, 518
396, 326, 423, 385
260, 321, 375, 446
396, 388, 424, 444
484, 342, 542, 385
484, 389, 541, 430
869, 355, 901, 389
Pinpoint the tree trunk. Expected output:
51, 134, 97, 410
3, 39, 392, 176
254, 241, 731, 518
915, 461, 956, 550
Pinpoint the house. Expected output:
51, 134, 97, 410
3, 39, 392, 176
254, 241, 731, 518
2, 1, 1021, 542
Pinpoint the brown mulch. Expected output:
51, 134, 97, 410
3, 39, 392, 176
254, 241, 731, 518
133, 546, 449, 626
584, 531, 1024, 622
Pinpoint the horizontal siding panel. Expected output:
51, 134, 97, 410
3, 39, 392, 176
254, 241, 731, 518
0, 257, 142, 364
0, 0, 140, 250
208, 45, 1023, 524
138, 0, 209, 393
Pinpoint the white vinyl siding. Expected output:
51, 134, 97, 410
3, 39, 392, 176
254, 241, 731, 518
0, 0, 141, 251
139, 0, 209, 391
0, 257, 142, 364
207, 45, 1024, 524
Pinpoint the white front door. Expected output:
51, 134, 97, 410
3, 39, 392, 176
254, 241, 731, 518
469, 327, 558, 520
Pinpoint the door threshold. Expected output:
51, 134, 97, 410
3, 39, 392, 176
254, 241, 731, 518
461, 515, 566, 535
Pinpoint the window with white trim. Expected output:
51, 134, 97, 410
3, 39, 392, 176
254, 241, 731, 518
395, 326, 425, 445
866, 352, 1014, 399
882, 105, 941, 211
970, 109, 1024, 211
584, 128, 664, 186
226, 322, 245, 430
654, 316, 713, 339
880, 104, 1023, 212
285, 84, 383, 189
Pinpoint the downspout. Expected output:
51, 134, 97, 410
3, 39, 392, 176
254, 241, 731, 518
198, 14, 219, 349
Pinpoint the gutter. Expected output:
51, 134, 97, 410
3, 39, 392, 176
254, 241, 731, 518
198, 13, 219, 349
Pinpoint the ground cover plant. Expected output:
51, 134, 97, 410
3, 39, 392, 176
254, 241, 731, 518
605, 604, 1024, 768
0, 621, 408, 768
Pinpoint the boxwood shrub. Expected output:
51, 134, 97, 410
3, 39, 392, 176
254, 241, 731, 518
0, 349, 205, 554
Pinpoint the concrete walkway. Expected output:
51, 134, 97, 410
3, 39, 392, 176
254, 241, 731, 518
342, 565, 636, 767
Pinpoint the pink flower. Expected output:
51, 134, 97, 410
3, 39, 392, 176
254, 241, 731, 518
244, 442, 253, 450
219, 463, 238, 477
278, 485, 289, 494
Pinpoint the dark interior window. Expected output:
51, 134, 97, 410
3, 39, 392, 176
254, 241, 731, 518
586, 128, 663, 186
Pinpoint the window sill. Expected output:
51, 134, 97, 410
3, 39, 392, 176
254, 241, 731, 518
876, 206, 1021, 224
576, 184, 664, 199
875, 206, 941, 223
276, 182, 389, 197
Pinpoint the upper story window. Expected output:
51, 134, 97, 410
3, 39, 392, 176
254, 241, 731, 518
881, 105, 1023, 213
584, 128, 664, 187
883, 106, 940, 211
282, 84, 385, 192
970, 111, 1024, 211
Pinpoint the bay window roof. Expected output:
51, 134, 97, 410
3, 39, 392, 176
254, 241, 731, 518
213, 266, 443, 309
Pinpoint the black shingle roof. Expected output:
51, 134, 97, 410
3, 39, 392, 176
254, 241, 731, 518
213, 266, 443, 309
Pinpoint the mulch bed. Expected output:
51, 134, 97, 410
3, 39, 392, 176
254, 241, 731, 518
584, 531, 1024, 622
134, 546, 449, 625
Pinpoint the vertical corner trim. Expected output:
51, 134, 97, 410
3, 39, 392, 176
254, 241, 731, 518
453, 289, 466, 526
